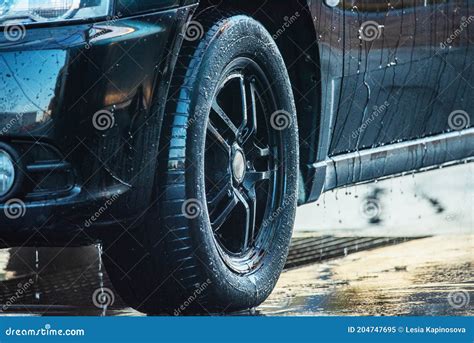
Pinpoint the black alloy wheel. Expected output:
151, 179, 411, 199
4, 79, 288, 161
205, 58, 285, 274
103, 12, 299, 314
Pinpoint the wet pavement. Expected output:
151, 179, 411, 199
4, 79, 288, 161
0, 164, 472, 316
0, 234, 471, 316
262, 235, 473, 316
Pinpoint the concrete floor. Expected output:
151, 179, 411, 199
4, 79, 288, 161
260, 235, 473, 316
0, 235, 471, 316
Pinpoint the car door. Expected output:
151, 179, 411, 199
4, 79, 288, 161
329, 0, 472, 156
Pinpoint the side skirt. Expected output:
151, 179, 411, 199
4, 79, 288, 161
306, 128, 474, 203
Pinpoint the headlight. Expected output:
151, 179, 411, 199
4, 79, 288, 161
0, 149, 15, 197
0, 0, 111, 25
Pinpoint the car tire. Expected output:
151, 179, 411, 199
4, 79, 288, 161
103, 12, 299, 314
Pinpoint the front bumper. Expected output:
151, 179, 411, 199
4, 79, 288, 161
0, 6, 194, 246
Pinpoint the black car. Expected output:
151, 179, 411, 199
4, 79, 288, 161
0, 0, 472, 314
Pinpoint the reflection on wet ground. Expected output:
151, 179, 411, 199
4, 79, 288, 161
0, 246, 133, 316
0, 164, 472, 316
0, 237, 414, 316
0, 235, 472, 316
262, 235, 473, 316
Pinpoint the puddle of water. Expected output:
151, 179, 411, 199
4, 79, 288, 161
0, 236, 472, 316
257, 235, 473, 316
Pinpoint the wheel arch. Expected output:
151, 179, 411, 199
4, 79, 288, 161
194, 0, 322, 203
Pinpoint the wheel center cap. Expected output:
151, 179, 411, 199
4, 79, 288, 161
232, 149, 246, 183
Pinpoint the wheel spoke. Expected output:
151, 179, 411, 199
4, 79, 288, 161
246, 143, 271, 161
204, 58, 284, 272
212, 189, 239, 231
240, 79, 258, 143
243, 170, 273, 191
207, 120, 231, 153
208, 182, 231, 212
239, 76, 248, 132
212, 100, 238, 137
235, 187, 256, 251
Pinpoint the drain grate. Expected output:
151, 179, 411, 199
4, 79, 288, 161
285, 236, 425, 269
0, 236, 424, 314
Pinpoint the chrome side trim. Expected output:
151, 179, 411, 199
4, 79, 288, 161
309, 128, 474, 196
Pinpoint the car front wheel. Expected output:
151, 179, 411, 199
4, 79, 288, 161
104, 12, 299, 314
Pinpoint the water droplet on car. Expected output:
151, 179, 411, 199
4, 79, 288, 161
96, 244, 107, 316
34, 249, 41, 301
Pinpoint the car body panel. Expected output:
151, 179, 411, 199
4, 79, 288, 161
0, 0, 472, 245
0, 6, 196, 243
330, 0, 473, 155
305, 0, 473, 200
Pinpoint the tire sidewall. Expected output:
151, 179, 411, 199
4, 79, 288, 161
185, 16, 299, 308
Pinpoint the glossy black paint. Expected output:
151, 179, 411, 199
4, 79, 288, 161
0, 0, 472, 246
306, 0, 473, 153
115, 0, 181, 16
0, 5, 196, 244
305, 0, 473, 200
332, 0, 473, 154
